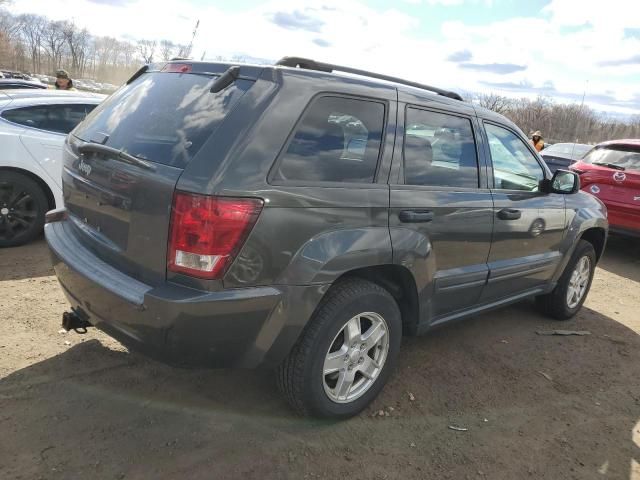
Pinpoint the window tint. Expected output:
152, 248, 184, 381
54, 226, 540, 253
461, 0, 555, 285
274, 96, 385, 183
74, 72, 254, 168
404, 108, 479, 188
485, 123, 544, 191
2, 104, 96, 134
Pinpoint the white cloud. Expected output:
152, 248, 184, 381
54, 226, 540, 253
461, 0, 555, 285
7, 0, 639, 114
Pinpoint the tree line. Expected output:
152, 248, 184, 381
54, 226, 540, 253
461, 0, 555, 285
2, 5, 638, 143
0, 8, 189, 84
475, 93, 640, 145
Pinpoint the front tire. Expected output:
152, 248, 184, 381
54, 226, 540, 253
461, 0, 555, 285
536, 239, 596, 320
0, 171, 48, 248
277, 278, 402, 419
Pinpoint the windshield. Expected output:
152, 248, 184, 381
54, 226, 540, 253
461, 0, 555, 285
73, 72, 254, 168
545, 143, 592, 159
582, 146, 640, 172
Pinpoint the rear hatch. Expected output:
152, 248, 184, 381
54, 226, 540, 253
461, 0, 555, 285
573, 144, 640, 207
62, 62, 259, 286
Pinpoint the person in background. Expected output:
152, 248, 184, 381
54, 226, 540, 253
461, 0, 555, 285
52, 69, 76, 91
530, 130, 544, 152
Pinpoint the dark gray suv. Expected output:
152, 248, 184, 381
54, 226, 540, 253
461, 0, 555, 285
46, 57, 608, 418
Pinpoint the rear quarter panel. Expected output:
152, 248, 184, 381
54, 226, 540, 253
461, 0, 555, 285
0, 121, 63, 207
179, 70, 398, 289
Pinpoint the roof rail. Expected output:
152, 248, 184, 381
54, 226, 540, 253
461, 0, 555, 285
275, 56, 463, 101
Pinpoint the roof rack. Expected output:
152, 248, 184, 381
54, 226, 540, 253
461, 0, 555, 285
275, 56, 463, 101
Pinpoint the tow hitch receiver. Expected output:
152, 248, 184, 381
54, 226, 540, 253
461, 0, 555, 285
62, 310, 92, 334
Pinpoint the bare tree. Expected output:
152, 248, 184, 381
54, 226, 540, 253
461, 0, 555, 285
476, 93, 512, 114
137, 39, 156, 64
61, 21, 90, 76
18, 13, 47, 73
159, 39, 177, 61
43, 20, 66, 73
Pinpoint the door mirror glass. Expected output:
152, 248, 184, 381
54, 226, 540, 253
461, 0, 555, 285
550, 169, 580, 194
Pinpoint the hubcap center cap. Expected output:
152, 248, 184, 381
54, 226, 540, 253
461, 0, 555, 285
1, 208, 8, 215
349, 348, 361, 364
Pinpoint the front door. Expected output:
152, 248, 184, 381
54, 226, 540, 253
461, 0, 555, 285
389, 105, 493, 325
481, 122, 566, 301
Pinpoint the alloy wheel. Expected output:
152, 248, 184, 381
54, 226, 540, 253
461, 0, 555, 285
322, 312, 389, 404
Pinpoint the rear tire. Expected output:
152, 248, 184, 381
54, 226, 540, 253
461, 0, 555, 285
0, 171, 48, 247
535, 239, 596, 320
277, 278, 402, 419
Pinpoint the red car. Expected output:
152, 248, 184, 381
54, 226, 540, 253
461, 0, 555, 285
571, 139, 640, 236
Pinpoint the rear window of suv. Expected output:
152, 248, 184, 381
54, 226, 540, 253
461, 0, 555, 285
582, 145, 640, 172
73, 72, 254, 168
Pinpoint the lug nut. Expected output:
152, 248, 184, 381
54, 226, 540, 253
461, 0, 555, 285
344, 355, 349, 362
358, 357, 364, 364
360, 344, 366, 351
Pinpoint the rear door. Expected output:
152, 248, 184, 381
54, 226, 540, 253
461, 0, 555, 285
61, 66, 257, 286
12, 104, 97, 188
481, 122, 566, 301
389, 103, 493, 324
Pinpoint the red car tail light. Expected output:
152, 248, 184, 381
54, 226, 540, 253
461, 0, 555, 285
168, 192, 263, 279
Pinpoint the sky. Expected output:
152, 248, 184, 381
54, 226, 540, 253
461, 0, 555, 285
8, 0, 640, 116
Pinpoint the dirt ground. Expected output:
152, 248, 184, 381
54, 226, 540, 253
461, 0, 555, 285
0, 236, 639, 480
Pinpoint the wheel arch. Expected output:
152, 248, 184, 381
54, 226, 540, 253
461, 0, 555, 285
0, 166, 56, 211
580, 227, 606, 261
338, 264, 420, 336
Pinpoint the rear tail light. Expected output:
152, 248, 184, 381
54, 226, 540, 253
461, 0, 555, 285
168, 192, 263, 279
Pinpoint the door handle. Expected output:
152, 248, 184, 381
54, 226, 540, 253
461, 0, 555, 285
399, 210, 434, 223
497, 208, 522, 220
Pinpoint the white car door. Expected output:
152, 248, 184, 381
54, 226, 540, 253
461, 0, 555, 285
19, 128, 65, 188
13, 103, 96, 188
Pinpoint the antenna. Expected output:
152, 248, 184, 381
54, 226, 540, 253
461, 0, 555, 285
570, 80, 589, 159
185, 19, 200, 58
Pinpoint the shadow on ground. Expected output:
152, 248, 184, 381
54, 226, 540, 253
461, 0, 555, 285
599, 233, 640, 283
0, 236, 53, 281
1, 303, 638, 479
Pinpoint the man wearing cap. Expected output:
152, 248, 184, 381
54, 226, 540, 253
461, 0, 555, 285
530, 131, 544, 152
51, 69, 76, 91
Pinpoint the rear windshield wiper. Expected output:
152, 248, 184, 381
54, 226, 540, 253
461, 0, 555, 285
77, 142, 156, 171
591, 161, 625, 171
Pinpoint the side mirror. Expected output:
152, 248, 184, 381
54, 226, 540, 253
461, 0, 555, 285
543, 169, 580, 194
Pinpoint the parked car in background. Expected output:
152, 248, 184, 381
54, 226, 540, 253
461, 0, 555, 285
571, 139, 640, 237
0, 89, 104, 246
0, 79, 47, 90
541, 142, 592, 173
46, 58, 607, 419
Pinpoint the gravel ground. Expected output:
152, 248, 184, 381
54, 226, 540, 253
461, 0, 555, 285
0, 235, 639, 480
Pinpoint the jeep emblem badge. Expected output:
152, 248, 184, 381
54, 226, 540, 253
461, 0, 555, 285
78, 158, 92, 177
613, 171, 626, 182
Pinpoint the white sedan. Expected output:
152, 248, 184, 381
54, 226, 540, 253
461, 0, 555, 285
0, 89, 105, 246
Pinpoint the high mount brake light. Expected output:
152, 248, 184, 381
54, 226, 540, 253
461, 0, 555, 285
167, 193, 263, 279
161, 63, 193, 73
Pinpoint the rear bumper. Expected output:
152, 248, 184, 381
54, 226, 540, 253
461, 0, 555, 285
45, 218, 323, 368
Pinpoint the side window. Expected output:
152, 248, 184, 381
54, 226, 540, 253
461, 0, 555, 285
404, 107, 479, 188
274, 96, 385, 183
485, 123, 544, 191
1, 104, 96, 135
